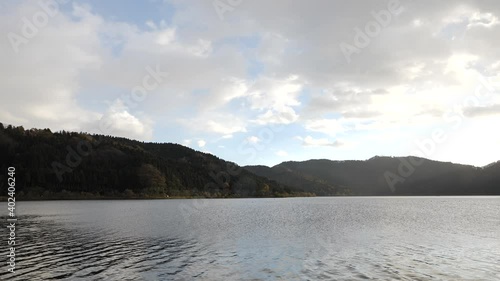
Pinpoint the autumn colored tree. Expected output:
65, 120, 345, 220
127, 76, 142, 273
137, 163, 167, 196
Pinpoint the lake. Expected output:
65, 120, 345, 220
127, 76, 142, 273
1, 197, 499, 280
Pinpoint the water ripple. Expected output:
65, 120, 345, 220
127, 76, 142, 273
1, 197, 499, 280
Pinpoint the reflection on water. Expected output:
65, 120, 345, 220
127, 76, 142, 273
1, 197, 499, 280
0, 215, 202, 280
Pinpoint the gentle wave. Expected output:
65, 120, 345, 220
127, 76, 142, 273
1, 197, 499, 280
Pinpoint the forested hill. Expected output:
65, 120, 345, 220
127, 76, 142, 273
2, 122, 497, 199
0, 123, 314, 199
246, 157, 500, 196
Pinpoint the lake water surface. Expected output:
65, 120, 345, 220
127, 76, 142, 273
1, 197, 499, 280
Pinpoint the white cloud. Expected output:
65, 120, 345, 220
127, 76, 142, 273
253, 107, 299, 125
275, 150, 288, 157
0, 2, 103, 131
207, 120, 244, 134
180, 114, 247, 135
295, 136, 343, 147
155, 28, 176, 45
94, 99, 154, 141
467, 12, 499, 29
197, 139, 206, 148
304, 118, 347, 137
2, 0, 500, 166
247, 75, 303, 125
247, 136, 260, 144
464, 104, 500, 117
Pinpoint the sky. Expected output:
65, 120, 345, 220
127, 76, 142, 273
1, 0, 500, 167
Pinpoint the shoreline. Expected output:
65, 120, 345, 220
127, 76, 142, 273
3, 194, 500, 202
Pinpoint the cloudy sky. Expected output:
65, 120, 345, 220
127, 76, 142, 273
1, 0, 500, 167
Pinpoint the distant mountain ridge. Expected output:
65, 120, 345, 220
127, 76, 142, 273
243, 164, 353, 196
246, 157, 499, 196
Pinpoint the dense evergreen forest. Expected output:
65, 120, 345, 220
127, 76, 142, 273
0, 123, 314, 199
